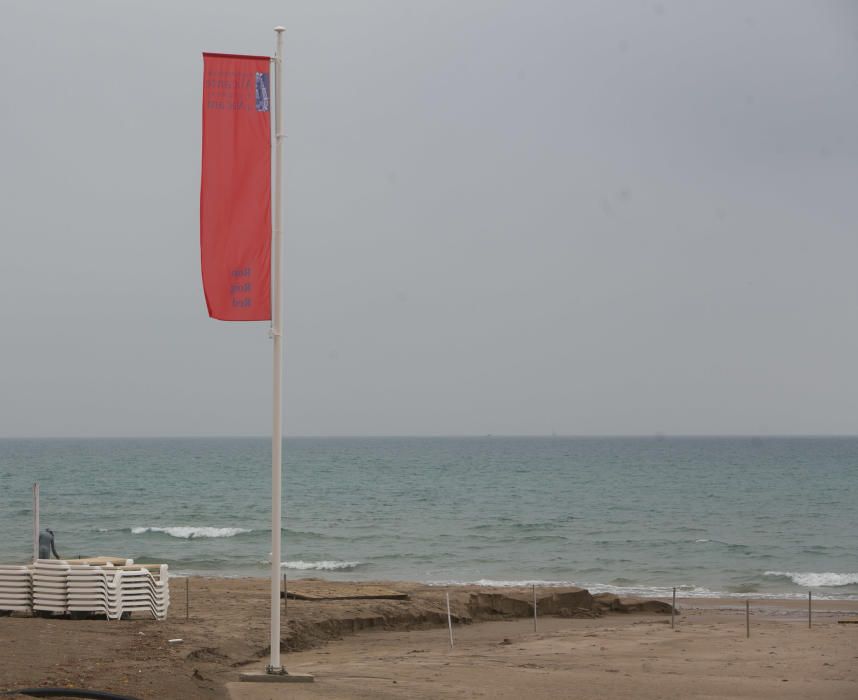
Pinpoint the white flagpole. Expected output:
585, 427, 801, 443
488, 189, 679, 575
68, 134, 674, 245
268, 25, 286, 674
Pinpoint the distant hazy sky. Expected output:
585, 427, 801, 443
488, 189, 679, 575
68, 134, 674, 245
2, 1, 858, 437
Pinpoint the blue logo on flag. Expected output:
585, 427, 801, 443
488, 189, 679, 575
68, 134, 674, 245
255, 72, 270, 112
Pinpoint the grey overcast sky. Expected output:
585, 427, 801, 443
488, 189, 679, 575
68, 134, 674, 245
2, 0, 858, 437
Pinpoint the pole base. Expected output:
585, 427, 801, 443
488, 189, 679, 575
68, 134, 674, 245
239, 669, 314, 683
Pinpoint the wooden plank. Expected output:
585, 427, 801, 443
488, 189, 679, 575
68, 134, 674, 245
283, 581, 409, 601
66, 557, 131, 566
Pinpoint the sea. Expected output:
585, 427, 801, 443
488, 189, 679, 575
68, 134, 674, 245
1, 436, 856, 599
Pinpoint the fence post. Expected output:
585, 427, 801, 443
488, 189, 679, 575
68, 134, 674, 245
671, 587, 676, 629
446, 592, 454, 648
533, 584, 537, 632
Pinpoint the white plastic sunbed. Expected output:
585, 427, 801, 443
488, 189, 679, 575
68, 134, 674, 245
0, 565, 32, 613
11, 559, 170, 620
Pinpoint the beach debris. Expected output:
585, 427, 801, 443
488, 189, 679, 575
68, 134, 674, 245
186, 646, 229, 662
537, 589, 597, 615
468, 592, 534, 618
593, 593, 673, 614
284, 581, 409, 601
468, 586, 597, 618
557, 607, 600, 618
168, 638, 183, 643
465, 588, 672, 620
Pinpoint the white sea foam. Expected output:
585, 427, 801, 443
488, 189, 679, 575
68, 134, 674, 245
131, 526, 252, 539
281, 560, 361, 571
426, 579, 715, 597
429, 578, 577, 588
426, 579, 853, 600
765, 571, 858, 588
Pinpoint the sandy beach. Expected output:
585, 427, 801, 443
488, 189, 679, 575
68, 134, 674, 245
1, 577, 857, 699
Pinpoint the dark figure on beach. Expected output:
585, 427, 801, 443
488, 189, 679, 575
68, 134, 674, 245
38, 528, 60, 559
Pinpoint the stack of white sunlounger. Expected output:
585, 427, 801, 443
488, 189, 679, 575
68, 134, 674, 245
0, 564, 33, 613
33, 559, 71, 614
1, 559, 169, 620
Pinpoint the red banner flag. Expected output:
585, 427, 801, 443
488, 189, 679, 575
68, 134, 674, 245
200, 53, 272, 321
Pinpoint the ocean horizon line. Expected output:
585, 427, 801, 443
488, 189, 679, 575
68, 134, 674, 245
3, 433, 858, 441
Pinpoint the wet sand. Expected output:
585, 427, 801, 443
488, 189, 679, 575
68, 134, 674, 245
1, 578, 856, 700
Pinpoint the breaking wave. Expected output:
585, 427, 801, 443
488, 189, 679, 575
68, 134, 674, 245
131, 526, 252, 539
764, 571, 858, 588
281, 560, 362, 571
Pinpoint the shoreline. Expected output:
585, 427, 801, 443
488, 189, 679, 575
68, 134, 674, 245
171, 572, 858, 602
2, 576, 857, 699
